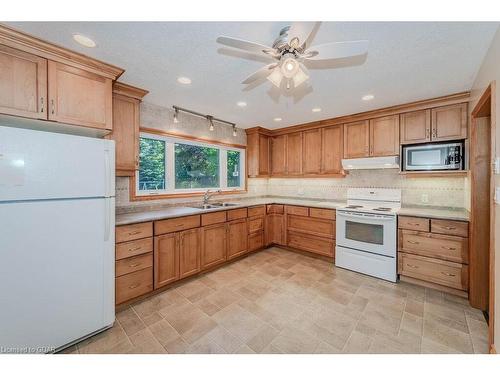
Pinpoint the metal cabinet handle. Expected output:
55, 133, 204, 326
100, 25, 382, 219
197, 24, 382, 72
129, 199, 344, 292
51, 99, 55, 114
444, 226, 456, 230
407, 240, 420, 245
425, 128, 430, 139
40, 97, 44, 113
128, 230, 142, 235
410, 223, 420, 226
129, 247, 142, 252
432, 128, 437, 138
441, 246, 456, 251
129, 283, 140, 289
129, 263, 141, 268
406, 264, 419, 269
441, 272, 456, 277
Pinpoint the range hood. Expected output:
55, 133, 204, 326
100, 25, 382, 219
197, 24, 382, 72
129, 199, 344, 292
342, 156, 400, 170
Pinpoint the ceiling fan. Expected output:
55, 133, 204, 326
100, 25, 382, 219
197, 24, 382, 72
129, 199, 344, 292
216, 22, 368, 90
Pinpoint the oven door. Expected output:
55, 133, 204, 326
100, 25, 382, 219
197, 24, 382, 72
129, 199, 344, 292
336, 210, 396, 257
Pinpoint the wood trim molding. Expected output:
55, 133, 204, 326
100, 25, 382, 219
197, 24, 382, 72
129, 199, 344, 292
253, 91, 471, 136
0, 23, 124, 79
491, 344, 497, 354
245, 126, 274, 136
140, 127, 247, 149
113, 82, 149, 100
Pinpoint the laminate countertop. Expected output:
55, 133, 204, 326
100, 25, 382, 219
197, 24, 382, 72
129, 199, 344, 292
116, 196, 470, 226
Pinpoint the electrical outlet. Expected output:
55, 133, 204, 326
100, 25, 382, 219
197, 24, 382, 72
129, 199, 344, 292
495, 188, 500, 204
421, 193, 429, 203
297, 188, 305, 196
494, 157, 500, 174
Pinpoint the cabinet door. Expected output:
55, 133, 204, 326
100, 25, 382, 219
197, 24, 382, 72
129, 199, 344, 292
201, 223, 227, 270
286, 132, 303, 175
0, 45, 47, 120
179, 228, 201, 279
400, 110, 431, 144
431, 103, 467, 142
303, 129, 321, 174
321, 125, 343, 174
258, 134, 270, 175
370, 115, 400, 156
112, 94, 139, 175
343, 120, 369, 158
271, 135, 287, 175
227, 219, 248, 260
266, 213, 284, 245
154, 233, 179, 289
48, 61, 113, 130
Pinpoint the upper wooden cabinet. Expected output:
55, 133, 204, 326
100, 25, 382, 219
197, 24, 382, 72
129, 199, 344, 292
400, 110, 431, 144
48, 61, 113, 130
0, 25, 123, 131
431, 103, 467, 142
271, 135, 287, 175
303, 129, 322, 174
370, 115, 400, 156
110, 82, 148, 176
321, 125, 343, 174
400, 104, 467, 145
286, 132, 303, 175
343, 120, 370, 158
0, 45, 47, 119
246, 128, 270, 177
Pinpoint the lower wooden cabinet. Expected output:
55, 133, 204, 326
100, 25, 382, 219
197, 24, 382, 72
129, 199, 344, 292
179, 228, 201, 278
227, 219, 248, 260
266, 212, 285, 246
154, 233, 179, 289
115, 267, 153, 305
249, 232, 264, 251
201, 223, 227, 270
287, 231, 334, 257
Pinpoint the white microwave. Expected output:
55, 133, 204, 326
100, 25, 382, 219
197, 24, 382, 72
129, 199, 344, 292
402, 142, 464, 171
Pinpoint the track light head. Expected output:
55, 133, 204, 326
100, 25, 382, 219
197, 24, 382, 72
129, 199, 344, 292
173, 107, 179, 123
232, 124, 237, 137
207, 115, 215, 131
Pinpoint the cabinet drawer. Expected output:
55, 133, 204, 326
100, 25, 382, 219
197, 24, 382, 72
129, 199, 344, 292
286, 205, 309, 216
398, 216, 429, 232
431, 219, 469, 238
399, 253, 468, 291
287, 215, 335, 238
248, 216, 264, 234
227, 208, 248, 221
116, 237, 153, 260
399, 230, 468, 264
248, 205, 265, 217
201, 211, 227, 226
267, 204, 284, 214
248, 232, 264, 251
155, 215, 200, 235
309, 207, 335, 220
115, 267, 153, 305
116, 253, 153, 277
287, 231, 334, 257
116, 222, 153, 243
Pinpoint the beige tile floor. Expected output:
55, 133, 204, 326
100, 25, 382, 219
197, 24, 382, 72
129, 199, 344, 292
64, 247, 489, 354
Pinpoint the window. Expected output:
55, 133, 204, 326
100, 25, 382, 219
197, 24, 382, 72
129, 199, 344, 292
137, 133, 245, 196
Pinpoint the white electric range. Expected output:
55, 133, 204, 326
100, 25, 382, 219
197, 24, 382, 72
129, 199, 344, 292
335, 188, 401, 282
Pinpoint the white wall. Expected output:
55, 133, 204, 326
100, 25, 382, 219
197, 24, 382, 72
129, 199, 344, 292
470, 24, 500, 352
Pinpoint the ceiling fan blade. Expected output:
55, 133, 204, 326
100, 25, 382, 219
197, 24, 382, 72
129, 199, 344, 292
288, 22, 321, 49
216, 36, 275, 56
306, 40, 369, 61
242, 63, 278, 84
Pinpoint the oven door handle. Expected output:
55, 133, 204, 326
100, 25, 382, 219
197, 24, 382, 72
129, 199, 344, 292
336, 211, 396, 221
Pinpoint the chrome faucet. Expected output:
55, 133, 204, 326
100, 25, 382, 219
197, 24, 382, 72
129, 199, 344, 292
202, 189, 221, 205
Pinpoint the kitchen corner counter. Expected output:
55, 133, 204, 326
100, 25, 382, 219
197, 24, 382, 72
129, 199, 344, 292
397, 206, 470, 221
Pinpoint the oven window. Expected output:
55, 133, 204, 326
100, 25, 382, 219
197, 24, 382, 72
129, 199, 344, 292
345, 221, 384, 245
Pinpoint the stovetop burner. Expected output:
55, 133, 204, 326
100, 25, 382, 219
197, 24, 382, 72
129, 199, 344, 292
345, 205, 363, 209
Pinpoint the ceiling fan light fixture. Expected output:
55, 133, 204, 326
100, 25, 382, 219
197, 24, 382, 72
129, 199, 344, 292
267, 68, 283, 88
280, 56, 299, 78
292, 66, 309, 88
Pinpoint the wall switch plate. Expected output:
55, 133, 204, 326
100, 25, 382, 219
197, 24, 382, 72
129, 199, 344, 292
494, 157, 500, 174
297, 188, 305, 196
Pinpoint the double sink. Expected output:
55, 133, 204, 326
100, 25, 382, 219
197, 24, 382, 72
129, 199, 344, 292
189, 202, 239, 210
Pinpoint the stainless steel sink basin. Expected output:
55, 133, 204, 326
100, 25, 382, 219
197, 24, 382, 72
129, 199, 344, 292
210, 202, 239, 207
189, 202, 239, 210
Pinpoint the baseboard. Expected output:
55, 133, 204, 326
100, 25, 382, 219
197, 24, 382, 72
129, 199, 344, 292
399, 275, 468, 298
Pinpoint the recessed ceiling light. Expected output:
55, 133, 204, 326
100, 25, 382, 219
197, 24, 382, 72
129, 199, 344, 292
237, 101, 247, 107
177, 76, 192, 85
72, 34, 96, 48
274, 117, 282, 122
312, 107, 322, 113
362, 94, 375, 101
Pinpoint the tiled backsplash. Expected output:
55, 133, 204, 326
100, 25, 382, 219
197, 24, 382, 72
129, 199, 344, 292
117, 170, 467, 209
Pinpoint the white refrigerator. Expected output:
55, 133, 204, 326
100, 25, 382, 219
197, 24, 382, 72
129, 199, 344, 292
0, 125, 115, 353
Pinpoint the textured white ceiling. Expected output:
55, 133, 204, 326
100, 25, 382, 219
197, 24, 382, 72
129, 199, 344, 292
7, 22, 498, 129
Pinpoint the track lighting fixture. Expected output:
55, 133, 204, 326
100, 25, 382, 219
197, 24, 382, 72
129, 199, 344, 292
173, 107, 179, 123
232, 124, 237, 137
207, 115, 215, 131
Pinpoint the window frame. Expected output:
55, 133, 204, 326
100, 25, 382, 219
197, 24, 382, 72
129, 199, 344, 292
135, 131, 246, 197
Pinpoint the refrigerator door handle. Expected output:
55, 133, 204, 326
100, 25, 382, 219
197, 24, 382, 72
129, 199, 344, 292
104, 198, 111, 242
104, 149, 111, 198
